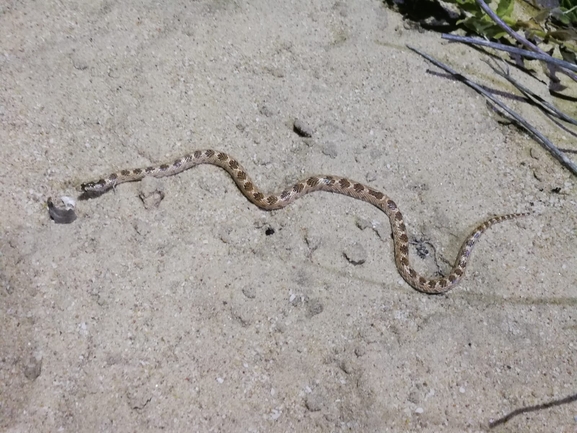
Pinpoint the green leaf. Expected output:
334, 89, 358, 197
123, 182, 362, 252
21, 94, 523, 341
495, 0, 514, 19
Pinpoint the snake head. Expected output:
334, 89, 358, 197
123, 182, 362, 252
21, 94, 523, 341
81, 180, 103, 191
80, 179, 109, 198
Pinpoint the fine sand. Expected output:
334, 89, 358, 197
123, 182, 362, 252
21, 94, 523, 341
1, 1, 576, 432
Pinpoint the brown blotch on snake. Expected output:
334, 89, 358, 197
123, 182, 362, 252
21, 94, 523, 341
80, 149, 529, 294
307, 177, 319, 187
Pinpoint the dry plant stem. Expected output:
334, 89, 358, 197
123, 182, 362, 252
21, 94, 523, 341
487, 59, 577, 126
475, 0, 577, 82
407, 45, 577, 176
442, 34, 577, 73
476, 0, 541, 51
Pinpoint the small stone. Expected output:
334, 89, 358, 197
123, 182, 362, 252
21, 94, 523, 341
293, 119, 313, 137
321, 143, 338, 159
373, 223, 389, 241
306, 298, 324, 317
338, 359, 354, 374
259, 105, 275, 117
365, 171, 378, 182
133, 219, 152, 236
304, 233, 322, 251
355, 217, 372, 230
138, 177, 165, 209
47, 197, 77, 224
343, 242, 367, 265
265, 67, 285, 78
305, 395, 323, 412
23, 353, 42, 381
242, 287, 256, 299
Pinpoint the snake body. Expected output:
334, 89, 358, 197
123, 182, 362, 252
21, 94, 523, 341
82, 149, 528, 294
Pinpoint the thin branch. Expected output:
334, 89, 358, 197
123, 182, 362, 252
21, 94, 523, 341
441, 34, 577, 73
475, 0, 577, 82
486, 59, 577, 126
488, 392, 577, 428
476, 0, 541, 52
407, 45, 577, 176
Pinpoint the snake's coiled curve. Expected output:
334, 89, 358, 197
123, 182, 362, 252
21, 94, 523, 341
82, 149, 528, 294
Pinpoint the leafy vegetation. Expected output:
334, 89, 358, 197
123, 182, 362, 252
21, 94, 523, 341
445, 0, 577, 54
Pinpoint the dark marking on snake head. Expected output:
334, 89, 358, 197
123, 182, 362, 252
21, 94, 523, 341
339, 179, 351, 189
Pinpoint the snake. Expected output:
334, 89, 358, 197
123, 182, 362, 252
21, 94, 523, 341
81, 149, 528, 294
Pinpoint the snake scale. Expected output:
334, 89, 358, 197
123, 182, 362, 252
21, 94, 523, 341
82, 149, 528, 294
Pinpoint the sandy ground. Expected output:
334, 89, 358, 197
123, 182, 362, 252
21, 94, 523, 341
1, 0, 576, 432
